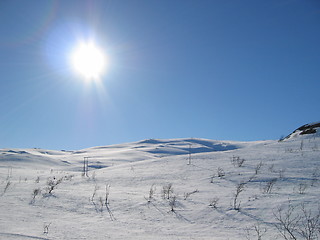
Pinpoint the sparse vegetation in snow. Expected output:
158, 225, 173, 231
0, 135, 320, 239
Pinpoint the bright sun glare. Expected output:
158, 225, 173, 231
70, 41, 107, 80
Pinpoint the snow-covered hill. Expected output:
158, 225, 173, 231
282, 121, 320, 140
1, 133, 320, 239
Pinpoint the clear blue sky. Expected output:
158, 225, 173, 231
0, 0, 319, 150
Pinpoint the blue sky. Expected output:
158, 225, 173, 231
0, 0, 320, 150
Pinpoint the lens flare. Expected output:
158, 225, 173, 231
70, 41, 107, 80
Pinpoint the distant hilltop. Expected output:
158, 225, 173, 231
281, 121, 320, 141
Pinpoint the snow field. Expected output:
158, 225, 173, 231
1, 137, 320, 239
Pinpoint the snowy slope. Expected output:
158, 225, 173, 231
282, 121, 320, 140
1, 136, 320, 239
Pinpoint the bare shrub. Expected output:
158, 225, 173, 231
145, 184, 156, 203
30, 188, 41, 204
245, 224, 267, 240
299, 204, 320, 240
162, 183, 173, 200
104, 184, 115, 220
231, 156, 246, 167
209, 197, 219, 209
169, 195, 177, 212
6, 167, 12, 180
90, 184, 99, 209
248, 161, 263, 182
90, 185, 105, 213
183, 189, 199, 200
263, 178, 277, 194
255, 161, 263, 175
46, 177, 63, 195
2, 180, 11, 195
43, 222, 51, 234
274, 202, 320, 240
249, 162, 263, 182
233, 183, 245, 210
298, 183, 307, 194
64, 174, 74, 181
217, 167, 225, 178
35, 176, 40, 183
274, 202, 300, 240
91, 184, 115, 220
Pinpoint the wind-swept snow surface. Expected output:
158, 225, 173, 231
1, 137, 320, 239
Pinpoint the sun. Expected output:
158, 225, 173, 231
70, 41, 107, 80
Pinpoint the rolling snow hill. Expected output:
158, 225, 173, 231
1, 130, 320, 239
282, 121, 320, 140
